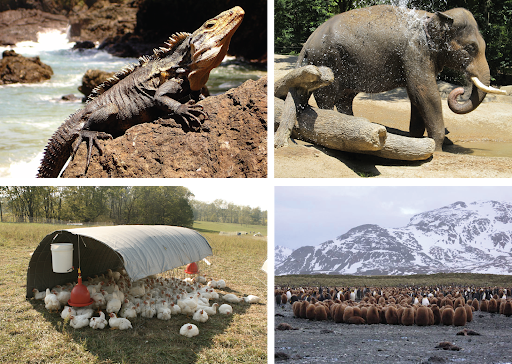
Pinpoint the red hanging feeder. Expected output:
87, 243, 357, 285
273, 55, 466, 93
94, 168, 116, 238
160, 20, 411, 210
68, 268, 93, 307
185, 262, 198, 275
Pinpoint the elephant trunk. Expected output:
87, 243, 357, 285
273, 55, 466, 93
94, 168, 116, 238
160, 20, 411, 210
448, 75, 505, 115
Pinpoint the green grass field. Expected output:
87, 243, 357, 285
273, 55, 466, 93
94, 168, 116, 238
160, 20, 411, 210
275, 272, 512, 288
193, 221, 267, 236
0, 222, 267, 364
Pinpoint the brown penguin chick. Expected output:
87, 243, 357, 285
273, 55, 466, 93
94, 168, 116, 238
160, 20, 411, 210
472, 299, 480, 311
360, 306, 368, 321
454, 297, 465, 309
347, 315, 366, 324
292, 301, 301, 318
435, 342, 461, 351
343, 306, 354, 323
352, 306, 362, 318
415, 306, 430, 326
276, 323, 298, 330
366, 305, 380, 325
480, 300, 489, 312
281, 293, 287, 305
464, 304, 473, 322
488, 298, 498, 313
300, 301, 309, 319
453, 306, 467, 326
456, 328, 480, 336
441, 306, 454, 325
314, 304, 328, 321
329, 303, 339, 319
306, 302, 316, 320
503, 300, 512, 317
431, 304, 441, 325
401, 306, 415, 326
385, 306, 399, 325
333, 304, 345, 323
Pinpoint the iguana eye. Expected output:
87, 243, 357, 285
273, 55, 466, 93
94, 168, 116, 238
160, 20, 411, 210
204, 21, 215, 29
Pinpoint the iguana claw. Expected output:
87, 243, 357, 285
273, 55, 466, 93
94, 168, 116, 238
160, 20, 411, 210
71, 130, 113, 176
176, 100, 207, 129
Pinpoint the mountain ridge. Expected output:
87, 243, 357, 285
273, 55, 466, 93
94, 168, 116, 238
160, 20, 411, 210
275, 200, 512, 276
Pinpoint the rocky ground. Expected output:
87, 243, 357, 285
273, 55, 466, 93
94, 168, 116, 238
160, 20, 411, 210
274, 303, 512, 364
61, 76, 268, 178
274, 54, 512, 178
0, 50, 53, 84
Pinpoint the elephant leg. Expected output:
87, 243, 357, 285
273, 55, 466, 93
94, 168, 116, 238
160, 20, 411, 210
313, 83, 337, 110
409, 102, 426, 138
406, 80, 445, 150
334, 91, 358, 115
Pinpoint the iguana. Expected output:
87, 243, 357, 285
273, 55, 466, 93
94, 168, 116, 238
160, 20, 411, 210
37, 6, 244, 178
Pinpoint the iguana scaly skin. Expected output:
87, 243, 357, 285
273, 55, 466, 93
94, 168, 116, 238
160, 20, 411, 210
37, 6, 244, 178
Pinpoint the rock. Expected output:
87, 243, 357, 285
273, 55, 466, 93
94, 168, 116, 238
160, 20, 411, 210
78, 69, 115, 98
72, 40, 96, 50
68, 1, 138, 44
0, 9, 68, 45
61, 94, 80, 102
61, 76, 267, 178
0, 50, 53, 84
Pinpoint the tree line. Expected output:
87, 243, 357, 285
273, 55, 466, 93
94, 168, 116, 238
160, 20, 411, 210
191, 199, 267, 226
0, 186, 266, 227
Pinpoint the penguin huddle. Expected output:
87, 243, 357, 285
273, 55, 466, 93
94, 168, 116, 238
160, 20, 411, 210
280, 284, 512, 326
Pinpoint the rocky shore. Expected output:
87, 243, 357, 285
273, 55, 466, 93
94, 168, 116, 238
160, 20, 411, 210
0, 0, 267, 61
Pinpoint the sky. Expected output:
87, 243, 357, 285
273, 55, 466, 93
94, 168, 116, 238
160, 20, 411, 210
275, 185, 512, 250
183, 180, 271, 211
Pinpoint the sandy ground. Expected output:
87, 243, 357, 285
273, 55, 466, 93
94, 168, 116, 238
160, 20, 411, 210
274, 303, 512, 364
274, 55, 512, 178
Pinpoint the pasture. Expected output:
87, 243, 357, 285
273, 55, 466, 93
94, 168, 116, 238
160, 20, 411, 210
275, 272, 512, 288
0, 222, 267, 364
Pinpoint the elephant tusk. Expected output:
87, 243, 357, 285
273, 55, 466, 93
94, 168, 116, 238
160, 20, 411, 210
471, 77, 507, 95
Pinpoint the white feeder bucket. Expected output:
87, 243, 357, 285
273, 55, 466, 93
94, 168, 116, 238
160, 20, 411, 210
51, 243, 73, 273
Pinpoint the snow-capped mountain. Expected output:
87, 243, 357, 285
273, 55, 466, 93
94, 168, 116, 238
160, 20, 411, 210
275, 200, 512, 276
275, 245, 294, 265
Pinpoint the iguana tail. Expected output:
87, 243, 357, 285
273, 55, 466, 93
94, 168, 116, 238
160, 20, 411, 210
37, 110, 83, 178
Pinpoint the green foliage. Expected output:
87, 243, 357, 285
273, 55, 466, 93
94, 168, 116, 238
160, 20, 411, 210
191, 199, 267, 226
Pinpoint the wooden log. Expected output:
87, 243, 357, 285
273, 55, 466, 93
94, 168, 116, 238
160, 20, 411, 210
361, 133, 435, 161
274, 65, 334, 100
274, 66, 334, 148
275, 97, 386, 152
274, 97, 435, 160
274, 88, 301, 148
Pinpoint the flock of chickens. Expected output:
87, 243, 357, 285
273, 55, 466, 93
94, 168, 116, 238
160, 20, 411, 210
33, 268, 261, 337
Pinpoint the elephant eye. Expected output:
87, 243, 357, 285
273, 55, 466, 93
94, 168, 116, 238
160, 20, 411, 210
465, 43, 477, 55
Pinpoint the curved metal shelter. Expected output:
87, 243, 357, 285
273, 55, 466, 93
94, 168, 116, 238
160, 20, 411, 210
26, 225, 212, 298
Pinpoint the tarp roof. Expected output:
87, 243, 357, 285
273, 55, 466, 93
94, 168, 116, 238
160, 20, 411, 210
26, 225, 212, 298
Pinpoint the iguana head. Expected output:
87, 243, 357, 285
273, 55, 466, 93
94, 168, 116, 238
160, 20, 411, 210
188, 6, 245, 90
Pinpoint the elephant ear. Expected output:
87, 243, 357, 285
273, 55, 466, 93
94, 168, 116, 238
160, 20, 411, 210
425, 11, 454, 48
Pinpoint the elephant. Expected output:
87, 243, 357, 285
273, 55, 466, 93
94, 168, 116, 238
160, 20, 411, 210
296, 5, 505, 150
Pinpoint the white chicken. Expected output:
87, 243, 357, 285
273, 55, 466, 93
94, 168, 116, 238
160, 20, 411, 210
89, 312, 108, 329
69, 315, 90, 329
121, 306, 137, 319
169, 302, 181, 315
108, 313, 132, 330
243, 295, 261, 304
200, 303, 218, 316
55, 290, 71, 306
218, 304, 233, 315
32, 288, 46, 300
60, 306, 77, 320
222, 294, 242, 303
156, 301, 171, 320
75, 307, 94, 319
192, 309, 208, 323
179, 323, 199, 338
44, 288, 61, 312
141, 300, 156, 318
106, 292, 122, 314
216, 279, 226, 289
91, 291, 106, 310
